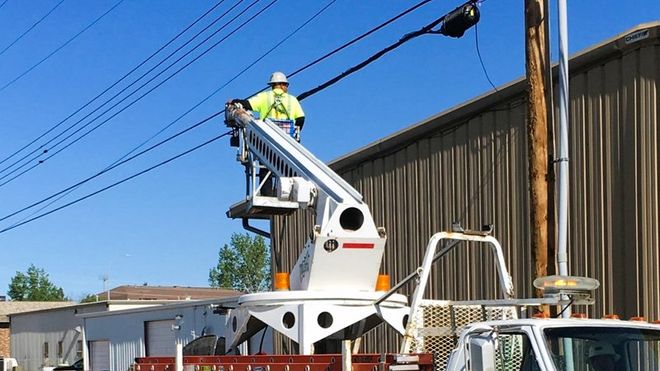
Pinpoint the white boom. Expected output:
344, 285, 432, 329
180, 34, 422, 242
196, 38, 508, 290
223, 104, 408, 354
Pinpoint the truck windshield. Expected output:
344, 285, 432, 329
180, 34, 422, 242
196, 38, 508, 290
544, 326, 660, 371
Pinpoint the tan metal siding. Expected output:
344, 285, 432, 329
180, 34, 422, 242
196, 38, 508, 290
271, 23, 659, 353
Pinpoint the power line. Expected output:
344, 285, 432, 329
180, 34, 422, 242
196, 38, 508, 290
0, 0, 65, 57
474, 23, 497, 91
1, 0, 434, 230
0, 0, 125, 93
0, 0, 227, 168
0, 0, 273, 186
1, 0, 336, 226
0, 111, 224, 224
287, 0, 434, 80
0, 0, 8, 11
0, 131, 232, 235
106, 0, 337, 169
0, 0, 244, 177
298, 8, 449, 100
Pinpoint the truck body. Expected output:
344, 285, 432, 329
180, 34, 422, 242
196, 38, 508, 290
135, 105, 660, 371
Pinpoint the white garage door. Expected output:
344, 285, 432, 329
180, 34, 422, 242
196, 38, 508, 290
146, 320, 176, 356
90, 340, 110, 371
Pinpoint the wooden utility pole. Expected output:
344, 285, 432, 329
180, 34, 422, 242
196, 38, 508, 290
524, 0, 550, 298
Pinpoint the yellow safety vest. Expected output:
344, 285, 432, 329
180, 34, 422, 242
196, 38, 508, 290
248, 88, 305, 121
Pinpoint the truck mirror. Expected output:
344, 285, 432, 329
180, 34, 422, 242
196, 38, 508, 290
468, 335, 496, 371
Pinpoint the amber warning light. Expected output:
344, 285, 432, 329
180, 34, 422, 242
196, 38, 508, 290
533, 275, 600, 295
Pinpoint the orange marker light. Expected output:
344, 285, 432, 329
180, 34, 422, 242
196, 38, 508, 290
376, 274, 390, 291
274, 272, 290, 291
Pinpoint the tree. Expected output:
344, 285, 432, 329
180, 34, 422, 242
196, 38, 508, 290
209, 233, 270, 293
79, 293, 99, 303
8, 264, 66, 301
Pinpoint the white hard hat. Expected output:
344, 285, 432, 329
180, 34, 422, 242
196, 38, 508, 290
588, 342, 620, 361
268, 71, 288, 85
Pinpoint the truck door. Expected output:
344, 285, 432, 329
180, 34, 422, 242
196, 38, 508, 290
464, 327, 550, 371
492, 332, 546, 371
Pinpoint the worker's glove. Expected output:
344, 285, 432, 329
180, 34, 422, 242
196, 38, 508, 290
294, 125, 301, 142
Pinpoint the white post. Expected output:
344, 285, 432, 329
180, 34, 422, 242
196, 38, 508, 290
342, 340, 352, 371
175, 343, 183, 371
556, 0, 571, 317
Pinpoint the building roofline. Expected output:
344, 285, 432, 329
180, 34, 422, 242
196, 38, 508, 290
7, 300, 193, 318
329, 21, 660, 172
78, 296, 241, 319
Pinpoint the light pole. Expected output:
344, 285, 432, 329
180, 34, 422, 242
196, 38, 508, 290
100, 253, 131, 301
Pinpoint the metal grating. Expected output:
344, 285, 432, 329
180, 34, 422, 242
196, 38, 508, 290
406, 301, 517, 370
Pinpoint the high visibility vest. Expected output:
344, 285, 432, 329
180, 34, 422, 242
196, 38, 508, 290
248, 88, 305, 121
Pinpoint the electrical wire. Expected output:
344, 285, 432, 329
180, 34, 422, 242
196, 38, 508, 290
0, 0, 65, 57
0, 0, 336, 225
0, 0, 125, 92
106, 0, 336, 168
474, 23, 497, 91
0, 110, 224, 223
1, 0, 424, 179
0, 0, 227, 168
0, 0, 8, 11
287, 0, 434, 80
0, 0, 245, 177
0, 0, 276, 187
297, 10, 449, 101
0, 131, 232, 235
556, 297, 575, 318
0, 0, 434, 230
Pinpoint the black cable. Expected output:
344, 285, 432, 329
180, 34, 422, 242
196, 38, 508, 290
0, 0, 423, 178
0, 110, 224, 223
0, 0, 246, 177
0, 0, 65, 57
0, 131, 232, 235
258, 327, 267, 353
474, 23, 497, 91
1, 0, 334, 225
0, 0, 64, 55
555, 297, 575, 318
0, 0, 125, 92
0, 0, 8, 11
297, 12, 447, 101
287, 0, 434, 80
1, 0, 432, 227
105, 0, 335, 169
0, 0, 227, 168
0, 0, 276, 187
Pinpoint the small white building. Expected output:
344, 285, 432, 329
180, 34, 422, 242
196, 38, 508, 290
81, 297, 243, 371
9, 301, 167, 371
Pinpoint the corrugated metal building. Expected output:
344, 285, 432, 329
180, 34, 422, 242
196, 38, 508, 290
272, 22, 659, 352
9, 301, 166, 371
82, 297, 253, 371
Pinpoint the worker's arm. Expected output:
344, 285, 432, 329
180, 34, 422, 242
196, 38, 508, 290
295, 117, 305, 130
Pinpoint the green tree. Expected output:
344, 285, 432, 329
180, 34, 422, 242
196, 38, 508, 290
79, 293, 99, 303
8, 264, 66, 301
209, 233, 271, 293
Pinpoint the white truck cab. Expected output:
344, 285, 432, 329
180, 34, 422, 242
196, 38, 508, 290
448, 319, 660, 370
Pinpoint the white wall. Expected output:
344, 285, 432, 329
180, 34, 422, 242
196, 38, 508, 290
10, 303, 106, 371
84, 302, 229, 371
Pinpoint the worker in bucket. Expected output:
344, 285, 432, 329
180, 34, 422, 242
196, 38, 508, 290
587, 341, 619, 371
230, 71, 305, 141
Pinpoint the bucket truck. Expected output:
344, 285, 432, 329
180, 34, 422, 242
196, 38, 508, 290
134, 104, 660, 371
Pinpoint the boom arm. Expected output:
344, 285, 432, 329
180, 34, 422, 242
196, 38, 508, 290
225, 104, 386, 291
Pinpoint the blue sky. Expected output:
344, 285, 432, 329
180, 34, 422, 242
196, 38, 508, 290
0, 0, 657, 301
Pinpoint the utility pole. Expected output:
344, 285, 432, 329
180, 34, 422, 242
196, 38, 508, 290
524, 0, 550, 298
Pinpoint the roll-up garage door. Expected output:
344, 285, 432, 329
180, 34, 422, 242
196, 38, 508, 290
146, 320, 175, 356
90, 340, 110, 371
